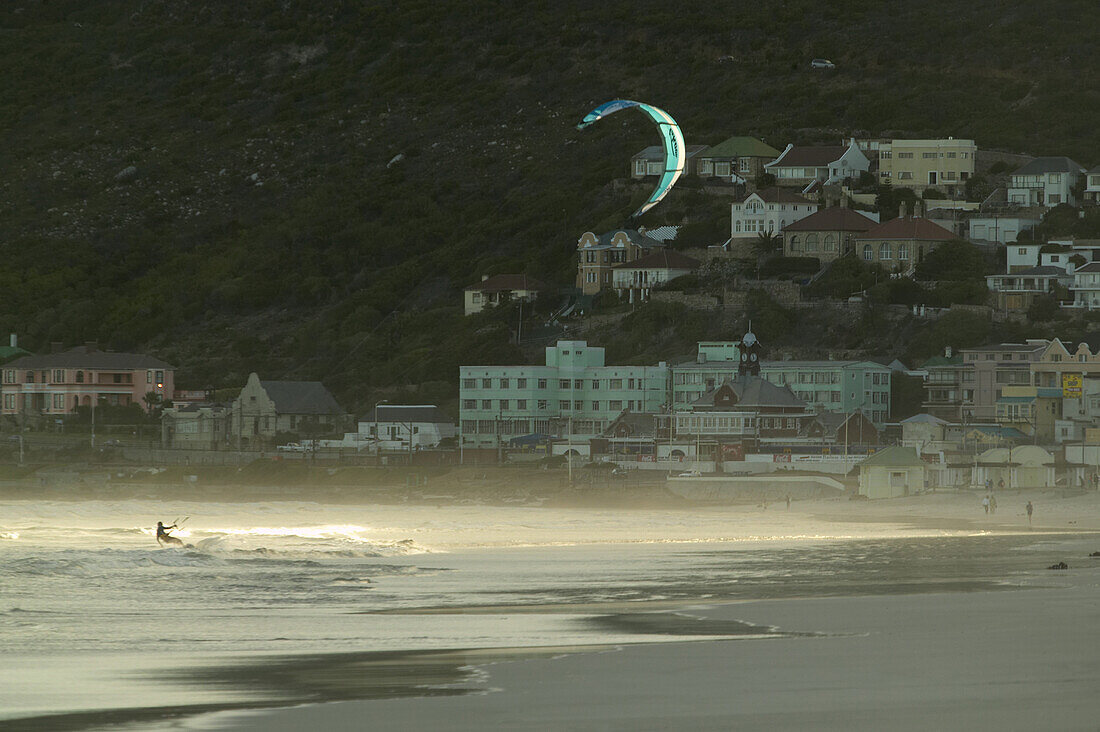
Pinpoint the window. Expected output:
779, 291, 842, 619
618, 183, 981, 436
922, 152, 937, 159
3, 394, 14, 410
609, 400, 623, 410
862, 244, 873, 261
559, 379, 570, 389
560, 400, 570, 410
610, 379, 623, 389
481, 400, 492, 409
591, 401, 599, 410
947, 152, 956, 158
899, 171, 913, 180
898, 243, 910, 260
880, 242, 892, 260
538, 379, 547, 389
53, 369, 64, 383
147, 370, 153, 384
53, 394, 65, 410
463, 400, 476, 409
538, 399, 548, 409
2, 370, 12, 384
482, 378, 491, 388
574, 401, 583, 410
500, 378, 509, 389
591, 379, 600, 389
113, 374, 122, 384
824, 234, 836, 252
463, 378, 476, 389
574, 379, 583, 389
805, 234, 818, 252
499, 400, 509, 411
897, 152, 914, 159
517, 400, 527, 410
516, 378, 527, 388
790, 235, 801, 252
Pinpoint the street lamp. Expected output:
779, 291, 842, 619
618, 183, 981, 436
374, 399, 388, 463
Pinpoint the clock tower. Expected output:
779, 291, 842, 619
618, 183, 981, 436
737, 326, 763, 377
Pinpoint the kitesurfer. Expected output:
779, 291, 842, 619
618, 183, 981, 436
156, 521, 181, 546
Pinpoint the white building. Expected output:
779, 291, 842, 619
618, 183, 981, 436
1008, 157, 1085, 208
612, 250, 700, 303
730, 187, 820, 239
1085, 165, 1100, 203
1067, 262, 1100, 310
969, 216, 1041, 245
764, 140, 870, 192
359, 405, 456, 449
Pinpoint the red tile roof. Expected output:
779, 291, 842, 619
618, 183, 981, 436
612, 250, 701, 270
465, 274, 549, 292
783, 207, 877, 232
856, 217, 956, 241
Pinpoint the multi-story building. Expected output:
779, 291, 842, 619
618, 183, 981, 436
1008, 157, 1086, 208
876, 138, 976, 194
759, 360, 892, 425
611, 250, 700, 304
985, 266, 1072, 312
764, 140, 870, 191
2, 344, 175, 418
920, 351, 971, 422
1067, 262, 1100, 310
576, 229, 664, 295
995, 386, 1062, 444
853, 204, 956, 269
959, 341, 1048, 421
1085, 165, 1100, 204
671, 342, 743, 406
459, 340, 669, 449
782, 206, 879, 261
729, 187, 819, 239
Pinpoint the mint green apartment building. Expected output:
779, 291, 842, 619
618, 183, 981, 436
459, 340, 669, 449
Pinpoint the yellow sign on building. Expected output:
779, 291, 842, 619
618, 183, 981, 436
1063, 373, 1082, 398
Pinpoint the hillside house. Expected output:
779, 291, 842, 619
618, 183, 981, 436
231, 373, 345, 447
985, 266, 1072, 312
2, 344, 175, 419
612, 250, 700, 303
764, 140, 870, 192
875, 138, 976, 194
852, 203, 956, 269
1008, 157, 1085, 207
1067, 262, 1100, 310
1085, 165, 1100, 203
730, 187, 819, 239
969, 216, 1041, 245
782, 206, 879, 261
464, 274, 548, 316
631, 144, 706, 178
576, 229, 664, 295
693, 136, 781, 182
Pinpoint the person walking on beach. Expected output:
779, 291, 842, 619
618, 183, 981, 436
1026, 501, 1033, 526
982, 495, 990, 514
786, 495, 791, 510
990, 494, 997, 515
998, 478, 1005, 491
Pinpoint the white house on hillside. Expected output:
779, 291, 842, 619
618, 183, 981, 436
764, 140, 870, 191
1008, 157, 1085, 208
612, 250, 700, 303
729, 187, 820, 239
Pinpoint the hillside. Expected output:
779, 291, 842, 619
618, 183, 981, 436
2, 0, 1099, 413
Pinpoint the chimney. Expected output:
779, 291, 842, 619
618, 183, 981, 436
945, 346, 953, 358
481, 274, 489, 281
899, 200, 907, 219
8, 334, 15, 349
914, 200, 923, 218
50, 341, 63, 353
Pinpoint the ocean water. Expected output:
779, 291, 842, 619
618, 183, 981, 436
1, 498, 1091, 728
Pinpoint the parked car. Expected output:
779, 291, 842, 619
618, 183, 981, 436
811, 58, 836, 69
677, 470, 703, 478
277, 442, 309, 453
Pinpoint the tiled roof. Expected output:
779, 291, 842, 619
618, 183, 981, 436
584, 229, 665, 250
699, 136, 781, 159
691, 376, 807, 409
465, 274, 549, 292
361, 405, 452, 423
857, 217, 956, 241
1074, 262, 1100, 273
739, 187, 816, 204
768, 145, 848, 168
7, 346, 174, 370
633, 144, 707, 161
1012, 156, 1085, 175
612, 250, 700, 271
258, 380, 343, 415
783, 207, 877, 232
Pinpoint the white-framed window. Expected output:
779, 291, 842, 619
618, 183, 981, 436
463, 400, 476, 409
53, 393, 65, 410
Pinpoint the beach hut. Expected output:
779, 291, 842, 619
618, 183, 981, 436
858, 446, 927, 499
974, 445, 1055, 490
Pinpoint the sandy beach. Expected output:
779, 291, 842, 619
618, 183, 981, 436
3, 486, 1099, 731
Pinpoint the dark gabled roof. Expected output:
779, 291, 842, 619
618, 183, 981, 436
258, 380, 343, 415
739, 187, 817, 205
612, 250, 700, 271
783, 207, 877, 232
691, 376, 807, 410
361, 405, 452, 423
1074, 262, 1100, 273
7, 346, 174, 370
767, 145, 848, 168
465, 274, 549, 292
602, 411, 658, 438
856, 217, 955, 241
586, 229, 665, 250
1012, 156, 1085, 176
699, 136, 781, 159
633, 144, 707, 161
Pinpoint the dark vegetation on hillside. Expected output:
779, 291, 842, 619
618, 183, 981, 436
2, 0, 1099, 414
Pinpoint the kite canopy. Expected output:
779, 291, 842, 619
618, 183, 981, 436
576, 99, 685, 220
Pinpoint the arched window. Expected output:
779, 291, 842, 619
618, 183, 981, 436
76, 371, 84, 383
806, 234, 819, 252
898, 243, 910, 260
880, 242, 892, 260
824, 234, 836, 252
735, 220, 742, 232
862, 244, 873, 261
790, 235, 801, 252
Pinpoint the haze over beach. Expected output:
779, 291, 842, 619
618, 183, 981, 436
6, 0, 1100, 729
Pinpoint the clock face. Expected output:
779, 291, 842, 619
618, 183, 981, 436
750, 353, 758, 362
741, 353, 748, 361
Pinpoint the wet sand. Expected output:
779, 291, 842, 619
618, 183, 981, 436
195, 581, 1100, 732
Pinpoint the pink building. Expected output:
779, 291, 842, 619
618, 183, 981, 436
2, 344, 175, 417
